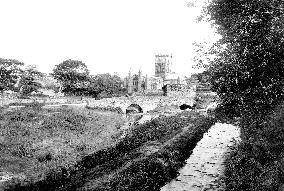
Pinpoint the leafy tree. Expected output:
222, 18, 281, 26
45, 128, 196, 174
87, 73, 124, 98
0, 58, 24, 92
205, 0, 284, 118
204, 2, 284, 190
51, 59, 90, 95
195, 71, 211, 84
19, 65, 44, 95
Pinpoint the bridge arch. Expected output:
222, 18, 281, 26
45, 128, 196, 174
126, 104, 143, 114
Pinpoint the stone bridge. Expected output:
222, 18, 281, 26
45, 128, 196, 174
86, 90, 196, 114
0, 88, 196, 114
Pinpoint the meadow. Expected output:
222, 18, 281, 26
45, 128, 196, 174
0, 103, 126, 189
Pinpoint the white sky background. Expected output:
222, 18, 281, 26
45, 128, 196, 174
0, 0, 217, 77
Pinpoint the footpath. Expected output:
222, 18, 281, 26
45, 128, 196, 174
161, 123, 240, 191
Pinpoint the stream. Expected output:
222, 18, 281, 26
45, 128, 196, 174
161, 123, 240, 191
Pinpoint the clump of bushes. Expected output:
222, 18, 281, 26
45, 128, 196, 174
224, 103, 284, 191
224, 142, 284, 191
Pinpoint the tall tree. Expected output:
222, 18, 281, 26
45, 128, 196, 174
0, 58, 24, 92
87, 73, 124, 98
51, 59, 90, 95
205, 0, 284, 118
19, 65, 44, 95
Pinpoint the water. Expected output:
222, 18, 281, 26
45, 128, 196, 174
161, 123, 240, 191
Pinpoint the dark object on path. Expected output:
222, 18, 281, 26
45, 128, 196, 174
179, 103, 197, 110
126, 104, 143, 114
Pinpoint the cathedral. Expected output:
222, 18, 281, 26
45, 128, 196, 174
124, 54, 187, 94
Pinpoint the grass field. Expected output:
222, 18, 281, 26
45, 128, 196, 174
1, 92, 217, 190
0, 104, 126, 188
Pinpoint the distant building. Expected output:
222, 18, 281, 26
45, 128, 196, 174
188, 73, 212, 92
124, 54, 187, 94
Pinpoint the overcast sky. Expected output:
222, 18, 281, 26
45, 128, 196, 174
0, 0, 217, 77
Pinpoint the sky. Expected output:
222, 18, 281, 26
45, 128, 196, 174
0, 0, 218, 78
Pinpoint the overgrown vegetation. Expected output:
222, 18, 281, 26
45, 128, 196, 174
18, 65, 44, 96
206, 0, 284, 119
201, 0, 284, 190
0, 58, 24, 93
0, 58, 126, 99
50, 59, 126, 98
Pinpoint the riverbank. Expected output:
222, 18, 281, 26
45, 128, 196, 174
4, 110, 215, 191
57, 111, 215, 191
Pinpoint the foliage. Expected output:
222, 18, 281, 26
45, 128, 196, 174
86, 73, 124, 98
51, 60, 124, 97
0, 58, 24, 92
224, 141, 284, 191
205, 0, 284, 118
203, 1, 284, 189
192, 40, 222, 70
18, 65, 44, 95
195, 70, 211, 83
239, 103, 284, 160
51, 59, 90, 95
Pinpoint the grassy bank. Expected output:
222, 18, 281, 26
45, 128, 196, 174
101, 115, 215, 191
0, 104, 125, 190
4, 110, 215, 191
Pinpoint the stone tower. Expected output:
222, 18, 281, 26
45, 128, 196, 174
155, 54, 172, 79
127, 70, 133, 94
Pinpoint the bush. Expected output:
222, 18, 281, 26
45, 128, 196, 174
224, 142, 284, 191
224, 102, 284, 190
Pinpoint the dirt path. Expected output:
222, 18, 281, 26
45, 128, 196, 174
161, 123, 240, 191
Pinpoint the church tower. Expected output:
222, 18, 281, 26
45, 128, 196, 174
155, 54, 172, 79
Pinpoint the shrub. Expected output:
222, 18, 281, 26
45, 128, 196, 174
224, 102, 284, 190
224, 142, 284, 191
238, 103, 284, 158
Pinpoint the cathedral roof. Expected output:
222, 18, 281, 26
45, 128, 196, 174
165, 73, 180, 80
